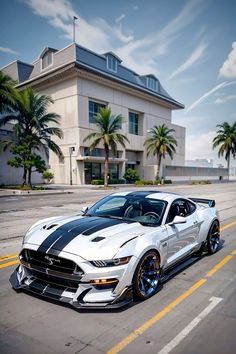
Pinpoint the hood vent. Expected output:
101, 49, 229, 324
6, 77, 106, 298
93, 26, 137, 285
43, 224, 58, 230
91, 236, 105, 242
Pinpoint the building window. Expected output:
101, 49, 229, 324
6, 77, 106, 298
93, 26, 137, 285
129, 112, 139, 135
146, 76, 157, 91
84, 147, 121, 158
41, 52, 53, 70
89, 100, 106, 123
107, 55, 117, 72
84, 162, 119, 184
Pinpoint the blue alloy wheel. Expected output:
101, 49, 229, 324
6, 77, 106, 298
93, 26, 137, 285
207, 221, 220, 254
133, 251, 160, 300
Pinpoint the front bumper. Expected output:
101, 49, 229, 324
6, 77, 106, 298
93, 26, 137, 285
10, 264, 133, 309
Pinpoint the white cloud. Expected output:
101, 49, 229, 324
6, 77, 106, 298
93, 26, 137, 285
115, 14, 126, 23
186, 130, 220, 161
186, 81, 236, 113
0, 46, 19, 55
219, 42, 236, 79
214, 94, 236, 104
22, 0, 133, 52
168, 41, 207, 80
22, 0, 206, 76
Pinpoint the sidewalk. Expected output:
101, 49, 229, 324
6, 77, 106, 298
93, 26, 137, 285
0, 188, 73, 198
0, 180, 234, 198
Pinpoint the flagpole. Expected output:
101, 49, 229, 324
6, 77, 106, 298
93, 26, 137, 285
73, 16, 78, 43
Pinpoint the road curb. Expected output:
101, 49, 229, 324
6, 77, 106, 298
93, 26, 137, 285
0, 191, 73, 198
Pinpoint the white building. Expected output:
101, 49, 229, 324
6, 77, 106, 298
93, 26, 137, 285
1, 43, 185, 184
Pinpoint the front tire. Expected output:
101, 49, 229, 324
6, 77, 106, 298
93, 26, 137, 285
133, 251, 160, 300
206, 220, 220, 254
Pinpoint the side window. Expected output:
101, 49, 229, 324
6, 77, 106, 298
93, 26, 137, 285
167, 201, 181, 223
167, 199, 191, 222
187, 201, 196, 215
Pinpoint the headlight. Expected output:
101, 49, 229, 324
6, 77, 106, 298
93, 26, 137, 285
90, 256, 131, 267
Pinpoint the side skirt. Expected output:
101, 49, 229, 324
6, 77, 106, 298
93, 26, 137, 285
160, 251, 203, 283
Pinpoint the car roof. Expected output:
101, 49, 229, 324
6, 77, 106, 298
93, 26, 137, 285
111, 190, 183, 203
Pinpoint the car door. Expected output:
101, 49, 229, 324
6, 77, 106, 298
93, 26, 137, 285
165, 199, 200, 266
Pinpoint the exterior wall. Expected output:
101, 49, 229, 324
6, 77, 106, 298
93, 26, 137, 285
36, 77, 79, 184
75, 76, 185, 182
164, 165, 228, 182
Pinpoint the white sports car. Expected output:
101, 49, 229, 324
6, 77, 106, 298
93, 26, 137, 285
10, 191, 220, 309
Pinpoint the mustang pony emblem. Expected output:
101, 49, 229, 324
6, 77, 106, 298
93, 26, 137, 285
45, 255, 60, 265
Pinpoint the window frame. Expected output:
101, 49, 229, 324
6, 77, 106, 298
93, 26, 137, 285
146, 76, 158, 92
128, 111, 139, 135
166, 198, 197, 223
106, 55, 118, 73
41, 51, 53, 71
88, 100, 106, 124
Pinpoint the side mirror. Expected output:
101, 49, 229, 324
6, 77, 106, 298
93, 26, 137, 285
169, 215, 186, 225
81, 206, 88, 215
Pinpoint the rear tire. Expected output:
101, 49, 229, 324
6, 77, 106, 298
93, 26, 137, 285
206, 220, 220, 254
133, 251, 160, 300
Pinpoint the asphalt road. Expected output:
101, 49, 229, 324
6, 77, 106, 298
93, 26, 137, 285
0, 182, 236, 354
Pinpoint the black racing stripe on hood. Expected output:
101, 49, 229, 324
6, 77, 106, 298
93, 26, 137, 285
48, 218, 125, 256
82, 218, 124, 235
38, 217, 125, 256
37, 217, 101, 253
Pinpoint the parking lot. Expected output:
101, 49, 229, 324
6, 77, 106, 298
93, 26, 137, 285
0, 182, 236, 354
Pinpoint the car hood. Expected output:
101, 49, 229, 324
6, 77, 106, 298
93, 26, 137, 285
24, 215, 153, 260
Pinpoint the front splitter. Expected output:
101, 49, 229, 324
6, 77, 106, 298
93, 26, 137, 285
9, 266, 133, 310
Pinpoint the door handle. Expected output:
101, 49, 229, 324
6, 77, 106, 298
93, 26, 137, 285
193, 221, 198, 225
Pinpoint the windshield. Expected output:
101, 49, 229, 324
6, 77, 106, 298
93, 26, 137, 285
85, 195, 167, 226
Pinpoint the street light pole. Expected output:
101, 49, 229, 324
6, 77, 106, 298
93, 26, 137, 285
73, 16, 78, 43
69, 147, 75, 185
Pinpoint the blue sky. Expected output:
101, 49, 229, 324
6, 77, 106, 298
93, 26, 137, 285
1, 0, 236, 166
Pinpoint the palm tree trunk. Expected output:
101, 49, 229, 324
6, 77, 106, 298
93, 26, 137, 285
227, 153, 230, 179
156, 154, 162, 181
104, 146, 109, 188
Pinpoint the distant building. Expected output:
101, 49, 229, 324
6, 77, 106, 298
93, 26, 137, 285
185, 159, 213, 168
1, 42, 185, 184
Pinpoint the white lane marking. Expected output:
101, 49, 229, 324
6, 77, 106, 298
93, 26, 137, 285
157, 296, 223, 354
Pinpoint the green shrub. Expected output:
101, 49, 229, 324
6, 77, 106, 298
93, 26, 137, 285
108, 179, 125, 184
91, 178, 126, 185
135, 180, 154, 186
135, 179, 172, 186
123, 168, 140, 183
42, 170, 54, 183
164, 179, 172, 184
191, 180, 211, 185
91, 179, 104, 185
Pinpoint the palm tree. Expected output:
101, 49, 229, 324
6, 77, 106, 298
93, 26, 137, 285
0, 71, 16, 113
213, 122, 236, 175
83, 107, 129, 187
144, 124, 177, 180
0, 87, 63, 186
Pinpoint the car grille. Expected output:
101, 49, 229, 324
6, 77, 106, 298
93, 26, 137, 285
20, 249, 84, 289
